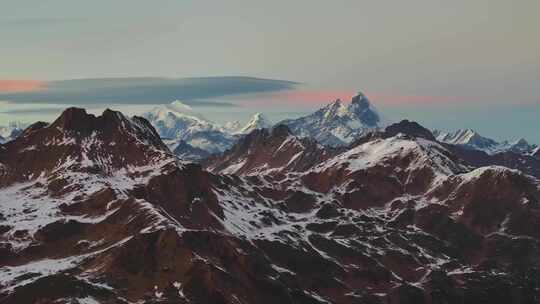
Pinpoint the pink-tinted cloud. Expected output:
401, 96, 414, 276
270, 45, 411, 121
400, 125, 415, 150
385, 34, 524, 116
237, 89, 458, 108
236, 89, 355, 108
0, 80, 45, 93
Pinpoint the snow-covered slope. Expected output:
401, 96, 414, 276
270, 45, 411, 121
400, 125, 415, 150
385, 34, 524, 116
223, 120, 242, 133
143, 101, 236, 154
279, 92, 385, 146
433, 128, 537, 155
0, 123, 23, 144
312, 134, 462, 177
433, 129, 499, 151
236, 113, 272, 134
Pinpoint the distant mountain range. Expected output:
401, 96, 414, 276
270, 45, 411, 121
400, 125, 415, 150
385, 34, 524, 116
140, 92, 385, 159
138, 93, 538, 162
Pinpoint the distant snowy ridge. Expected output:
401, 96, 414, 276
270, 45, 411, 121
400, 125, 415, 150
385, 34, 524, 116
433, 128, 537, 155
142, 102, 277, 159
142, 97, 538, 162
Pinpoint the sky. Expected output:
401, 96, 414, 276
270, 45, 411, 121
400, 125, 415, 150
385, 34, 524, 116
0, 0, 539, 143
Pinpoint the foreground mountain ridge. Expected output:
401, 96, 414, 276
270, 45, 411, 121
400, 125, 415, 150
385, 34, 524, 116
1, 108, 540, 303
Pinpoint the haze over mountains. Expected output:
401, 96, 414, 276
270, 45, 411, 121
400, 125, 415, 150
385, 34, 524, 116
1, 102, 540, 303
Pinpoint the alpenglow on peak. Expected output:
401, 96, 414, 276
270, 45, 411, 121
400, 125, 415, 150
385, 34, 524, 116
278, 91, 384, 146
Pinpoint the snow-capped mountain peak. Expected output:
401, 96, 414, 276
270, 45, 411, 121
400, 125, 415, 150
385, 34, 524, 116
317, 92, 380, 124
279, 92, 383, 146
236, 112, 272, 134
143, 101, 235, 155
146, 101, 212, 129
347, 92, 381, 127
144, 102, 219, 137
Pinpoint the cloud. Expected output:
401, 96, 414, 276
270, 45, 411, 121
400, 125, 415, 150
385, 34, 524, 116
0, 107, 64, 115
0, 77, 298, 107
0, 80, 45, 93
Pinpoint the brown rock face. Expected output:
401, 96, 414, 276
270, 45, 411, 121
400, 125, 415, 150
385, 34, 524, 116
137, 163, 225, 230
205, 124, 339, 175
1, 112, 540, 304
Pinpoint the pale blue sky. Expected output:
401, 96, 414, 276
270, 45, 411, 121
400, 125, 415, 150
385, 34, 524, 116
0, 0, 539, 142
